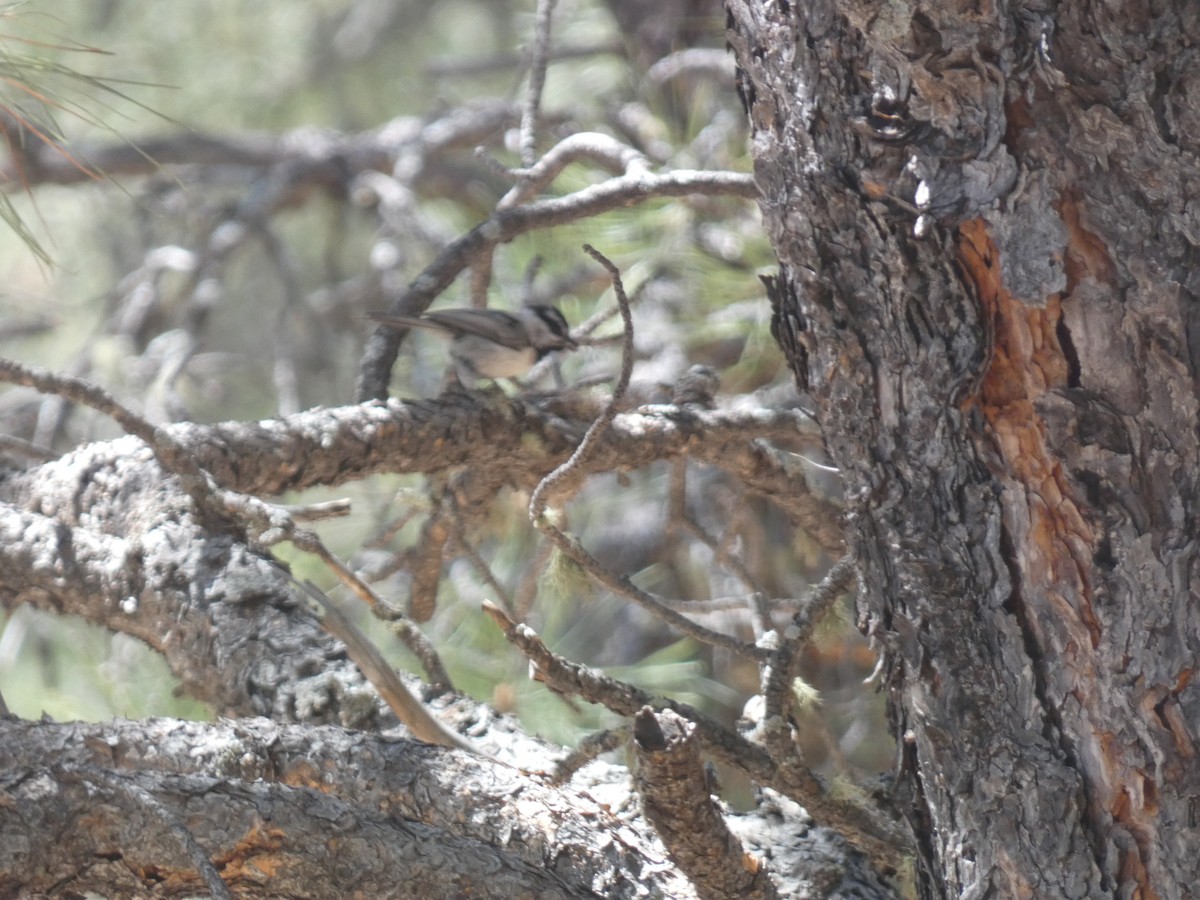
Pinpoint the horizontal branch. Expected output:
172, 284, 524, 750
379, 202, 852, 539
0, 717, 892, 898
2, 393, 822, 512
0, 717, 694, 899
0, 100, 518, 188
0, 396, 841, 582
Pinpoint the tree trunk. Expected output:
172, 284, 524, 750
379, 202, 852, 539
727, 0, 1200, 896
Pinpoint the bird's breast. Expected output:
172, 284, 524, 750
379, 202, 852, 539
451, 336, 538, 379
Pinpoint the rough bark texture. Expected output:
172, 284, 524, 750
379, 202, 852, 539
633, 708, 779, 900
0, 386, 888, 897
727, 0, 1200, 897
0, 717, 895, 898
0, 718, 690, 899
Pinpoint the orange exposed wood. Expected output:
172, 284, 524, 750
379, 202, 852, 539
957, 215, 1161, 898
214, 821, 289, 881
281, 757, 332, 792
1061, 194, 1117, 285
956, 218, 1096, 643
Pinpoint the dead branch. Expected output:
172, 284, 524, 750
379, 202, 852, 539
527, 248, 763, 659
481, 600, 771, 773
520, 0, 558, 166
761, 555, 857, 728
0, 394, 821, 517
499, 132, 649, 207
634, 707, 779, 900
289, 578, 475, 753
0, 101, 518, 189
483, 598, 911, 870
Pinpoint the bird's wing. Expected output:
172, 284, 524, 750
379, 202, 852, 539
367, 313, 445, 334
368, 309, 528, 348
420, 309, 529, 349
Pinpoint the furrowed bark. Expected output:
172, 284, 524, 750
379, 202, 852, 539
727, 1, 1200, 895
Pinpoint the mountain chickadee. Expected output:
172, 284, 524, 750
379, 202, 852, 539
370, 305, 577, 382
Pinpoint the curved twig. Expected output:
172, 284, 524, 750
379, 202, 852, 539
520, 0, 558, 166
527, 248, 765, 661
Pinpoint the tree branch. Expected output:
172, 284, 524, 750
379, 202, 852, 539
1, 394, 822, 515
634, 707, 779, 900
0, 717, 691, 899
483, 599, 911, 871
0, 101, 518, 189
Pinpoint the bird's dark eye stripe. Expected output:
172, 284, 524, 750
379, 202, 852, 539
532, 306, 569, 335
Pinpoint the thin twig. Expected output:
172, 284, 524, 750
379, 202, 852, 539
468, 249, 494, 308
665, 594, 785, 615
406, 490, 452, 623
527, 248, 765, 661
501, 132, 649, 208
452, 530, 516, 619
260, 231, 305, 418
762, 554, 857, 727
286, 528, 453, 691
747, 591, 773, 641
667, 460, 767, 602
666, 456, 687, 531
514, 539, 554, 620
528, 245, 633, 515
0, 431, 57, 461
682, 506, 766, 596
482, 600, 768, 773
290, 577, 476, 754
548, 726, 629, 785
520, 0, 558, 167
520, 254, 544, 304
275, 498, 352, 522
218, 493, 459, 702
425, 42, 620, 78
217, 494, 461, 704
362, 505, 423, 552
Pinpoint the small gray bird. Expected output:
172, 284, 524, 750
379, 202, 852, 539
370, 305, 577, 382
